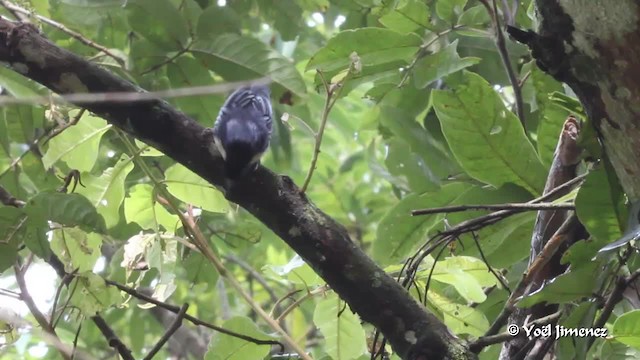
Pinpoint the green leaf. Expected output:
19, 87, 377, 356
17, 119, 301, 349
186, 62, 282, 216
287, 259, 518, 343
125, 0, 190, 50
182, 252, 219, 287
378, 0, 431, 33
0, 207, 23, 272
306, 28, 421, 73
429, 291, 489, 336
196, 4, 241, 38
313, 293, 368, 360
436, 0, 468, 23
431, 256, 499, 303
191, 34, 306, 96
575, 164, 626, 242
42, 112, 111, 172
51, 227, 102, 273
24, 192, 106, 233
457, 5, 490, 27
205, 317, 275, 360
164, 163, 228, 213
536, 104, 569, 167
433, 71, 546, 195
166, 55, 223, 125
0, 66, 46, 98
413, 40, 481, 89
124, 184, 178, 231
373, 182, 471, 265
76, 155, 135, 228
518, 262, 601, 307
68, 272, 122, 315
613, 311, 640, 350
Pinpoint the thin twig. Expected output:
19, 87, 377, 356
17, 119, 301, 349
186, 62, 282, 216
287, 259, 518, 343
411, 202, 575, 216
482, 214, 579, 338
0, 77, 272, 106
275, 286, 330, 322
14, 262, 72, 360
0, 1, 125, 67
470, 311, 562, 352
300, 70, 333, 193
71, 321, 83, 360
480, 0, 525, 127
116, 132, 301, 357
397, 25, 466, 88
143, 303, 189, 360
91, 316, 134, 360
0, 109, 86, 181
471, 232, 510, 293
586, 269, 640, 348
140, 45, 191, 75
104, 279, 284, 349
0, 185, 26, 207
223, 254, 282, 310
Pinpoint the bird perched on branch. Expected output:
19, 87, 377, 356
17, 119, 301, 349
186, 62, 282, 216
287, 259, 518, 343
209, 85, 273, 180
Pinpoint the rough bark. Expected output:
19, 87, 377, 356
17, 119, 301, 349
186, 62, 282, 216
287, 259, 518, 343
529, 0, 640, 201
0, 20, 474, 360
501, 0, 640, 358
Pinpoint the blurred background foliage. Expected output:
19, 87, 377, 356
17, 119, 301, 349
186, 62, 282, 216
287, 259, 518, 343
0, 0, 635, 359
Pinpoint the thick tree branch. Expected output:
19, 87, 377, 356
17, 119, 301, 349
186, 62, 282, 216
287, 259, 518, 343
511, 0, 640, 201
0, 19, 473, 359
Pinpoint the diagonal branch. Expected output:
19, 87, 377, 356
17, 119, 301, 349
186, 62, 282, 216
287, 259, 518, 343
0, 19, 472, 359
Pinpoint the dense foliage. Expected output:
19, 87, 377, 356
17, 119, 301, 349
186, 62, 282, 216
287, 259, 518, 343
0, 0, 638, 359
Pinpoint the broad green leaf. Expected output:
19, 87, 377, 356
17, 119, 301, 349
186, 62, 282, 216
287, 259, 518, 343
536, 104, 569, 167
373, 182, 471, 265
42, 112, 111, 172
191, 34, 306, 96
429, 291, 489, 336
0, 207, 23, 272
256, 0, 304, 40
3, 105, 45, 146
135, 139, 164, 157
68, 272, 122, 315
164, 163, 228, 213
125, 0, 190, 50
76, 155, 135, 228
442, 184, 534, 266
51, 227, 102, 273
306, 28, 421, 73
433, 71, 546, 195
313, 293, 368, 360
436, 0, 468, 23
183, 251, 219, 287
196, 4, 241, 38
24, 192, 106, 233
575, 165, 626, 242
518, 262, 601, 307
379, 0, 431, 33
613, 310, 640, 350
413, 40, 481, 89
166, 55, 223, 125
0, 66, 46, 98
205, 317, 275, 360
124, 184, 179, 231
431, 256, 499, 303
457, 5, 490, 27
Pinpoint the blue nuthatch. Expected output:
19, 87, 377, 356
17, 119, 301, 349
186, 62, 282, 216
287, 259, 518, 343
210, 85, 273, 179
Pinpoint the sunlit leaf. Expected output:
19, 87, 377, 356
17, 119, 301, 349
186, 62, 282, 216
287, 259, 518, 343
42, 112, 111, 172
76, 155, 135, 228
433, 71, 546, 195
164, 163, 228, 213
313, 293, 368, 360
